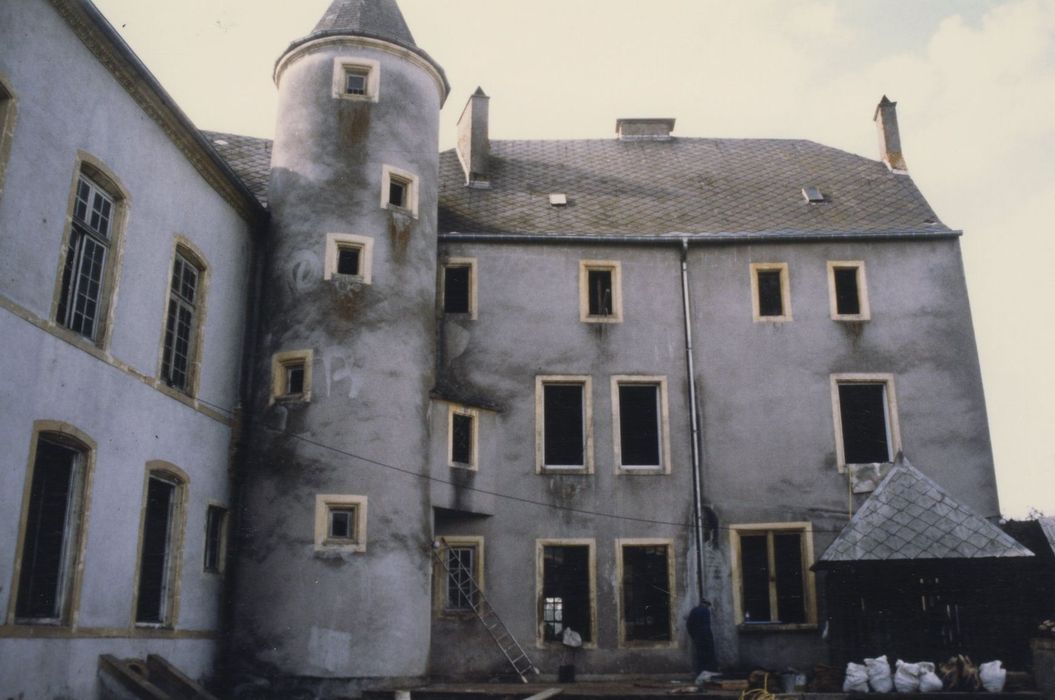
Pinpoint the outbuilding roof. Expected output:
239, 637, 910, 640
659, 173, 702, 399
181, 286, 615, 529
203, 132, 273, 207
439, 138, 951, 238
818, 459, 1033, 564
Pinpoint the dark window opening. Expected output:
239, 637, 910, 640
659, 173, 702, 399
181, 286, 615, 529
451, 412, 474, 466
838, 383, 891, 463
161, 253, 200, 392
622, 545, 671, 641
203, 506, 226, 573
16, 438, 80, 621
542, 545, 591, 642
328, 507, 356, 540
739, 531, 806, 624
445, 545, 477, 611
619, 384, 661, 466
443, 265, 471, 314
740, 534, 771, 622
834, 267, 861, 315
756, 269, 784, 317
284, 363, 305, 396
337, 247, 361, 276
388, 179, 407, 208
543, 384, 584, 467
345, 72, 367, 95
136, 476, 177, 624
587, 269, 613, 316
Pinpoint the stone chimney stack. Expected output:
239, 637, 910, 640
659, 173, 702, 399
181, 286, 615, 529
457, 87, 490, 187
874, 96, 907, 172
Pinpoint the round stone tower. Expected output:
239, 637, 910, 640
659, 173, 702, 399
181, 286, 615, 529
233, 0, 448, 685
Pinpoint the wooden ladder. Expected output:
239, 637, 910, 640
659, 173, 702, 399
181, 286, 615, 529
434, 538, 540, 683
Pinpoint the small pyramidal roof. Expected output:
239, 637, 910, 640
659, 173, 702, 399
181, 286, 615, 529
818, 457, 1033, 564
310, 0, 416, 48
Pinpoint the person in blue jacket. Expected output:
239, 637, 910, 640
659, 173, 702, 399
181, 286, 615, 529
687, 599, 717, 673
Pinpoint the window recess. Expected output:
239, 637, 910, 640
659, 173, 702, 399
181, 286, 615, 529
331, 58, 380, 102
749, 263, 791, 322
579, 260, 623, 322
442, 258, 477, 318
380, 165, 419, 218
731, 524, 817, 627
834, 379, 898, 465
314, 495, 368, 553
271, 349, 313, 403
448, 405, 478, 469
536, 376, 593, 473
324, 234, 373, 283
612, 376, 670, 473
203, 505, 227, 574
135, 470, 184, 626
619, 542, 674, 645
828, 261, 870, 320
539, 541, 595, 645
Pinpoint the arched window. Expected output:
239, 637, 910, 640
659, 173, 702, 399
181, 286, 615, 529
11, 423, 93, 625
160, 242, 208, 394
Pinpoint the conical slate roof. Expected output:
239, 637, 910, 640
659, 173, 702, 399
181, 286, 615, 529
818, 458, 1033, 563
311, 0, 416, 48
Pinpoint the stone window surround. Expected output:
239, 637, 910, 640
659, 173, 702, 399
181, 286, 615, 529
441, 256, 478, 319
447, 403, 480, 470
830, 372, 901, 472
156, 238, 210, 399
324, 233, 374, 284
535, 375, 595, 475
433, 535, 485, 617
131, 462, 189, 629
314, 494, 368, 554
749, 262, 792, 322
610, 375, 672, 475
827, 260, 871, 321
331, 57, 380, 102
535, 538, 598, 649
270, 349, 314, 404
579, 259, 623, 323
380, 164, 419, 219
615, 538, 677, 648
728, 522, 818, 630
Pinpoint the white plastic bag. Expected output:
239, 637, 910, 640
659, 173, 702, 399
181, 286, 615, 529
894, 660, 922, 693
919, 662, 943, 693
866, 655, 894, 693
979, 660, 1006, 693
844, 662, 870, 693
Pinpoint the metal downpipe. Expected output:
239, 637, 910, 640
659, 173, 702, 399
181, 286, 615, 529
680, 238, 707, 602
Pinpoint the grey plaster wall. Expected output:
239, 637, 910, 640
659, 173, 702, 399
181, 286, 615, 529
427, 234, 995, 675
232, 37, 443, 682
0, 2, 255, 697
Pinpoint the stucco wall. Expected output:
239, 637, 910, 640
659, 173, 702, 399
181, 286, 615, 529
0, 2, 255, 697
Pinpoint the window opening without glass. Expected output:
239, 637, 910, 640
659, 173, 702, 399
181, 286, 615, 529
738, 531, 806, 624
541, 544, 592, 643
136, 474, 179, 625
451, 412, 474, 466
837, 383, 892, 463
833, 267, 861, 316
336, 246, 361, 276
388, 177, 408, 209
621, 544, 672, 642
15, 436, 86, 622
618, 384, 660, 467
756, 270, 783, 317
161, 251, 201, 392
587, 269, 613, 316
57, 174, 114, 340
544, 384, 585, 468
444, 265, 471, 314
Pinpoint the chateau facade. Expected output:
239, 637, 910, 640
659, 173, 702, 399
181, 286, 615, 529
0, 1, 1016, 698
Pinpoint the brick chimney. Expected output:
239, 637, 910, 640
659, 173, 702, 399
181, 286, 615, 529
616, 118, 675, 141
874, 96, 907, 172
456, 87, 490, 187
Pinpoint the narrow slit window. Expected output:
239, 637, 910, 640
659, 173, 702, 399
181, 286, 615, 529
541, 544, 592, 643
443, 265, 471, 315
543, 383, 585, 468
837, 383, 892, 463
451, 412, 474, 466
621, 544, 672, 642
15, 436, 87, 623
203, 505, 227, 574
136, 474, 180, 625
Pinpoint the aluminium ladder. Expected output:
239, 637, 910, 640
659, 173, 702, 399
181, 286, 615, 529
434, 538, 540, 683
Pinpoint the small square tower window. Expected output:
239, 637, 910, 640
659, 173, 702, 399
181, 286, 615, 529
314, 495, 368, 553
381, 165, 419, 218
332, 58, 380, 102
750, 263, 791, 322
271, 349, 314, 403
324, 233, 373, 283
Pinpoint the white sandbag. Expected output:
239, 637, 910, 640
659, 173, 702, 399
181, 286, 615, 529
866, 655, 894, 693
844, 662, 870, 693
979, 660, 1006, 693
894, 660, 922, 693
919, 663, 943, 693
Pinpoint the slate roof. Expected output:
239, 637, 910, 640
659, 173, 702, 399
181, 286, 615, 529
438, 138, 950, 238
819, 460, 1034, 563
310, 0, 417, 48
202, 132, 272, 207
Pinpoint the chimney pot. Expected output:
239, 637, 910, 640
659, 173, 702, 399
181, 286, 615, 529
874, 96, 907, 172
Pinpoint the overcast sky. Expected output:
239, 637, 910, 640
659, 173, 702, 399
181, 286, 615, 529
90, 0, 1055, 517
